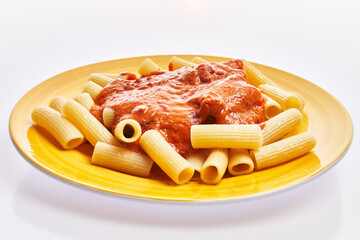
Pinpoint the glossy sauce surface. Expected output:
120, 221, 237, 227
91, 59, 266, 157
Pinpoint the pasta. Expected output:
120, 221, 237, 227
191, 124, 263, 149
169, 56, 196, 71
73, 93, 94, 111
228, 149, 254, 175
192, 56, 207, 64
259, 84, 301, 111
62, 100, 119, 147
262, 108, 303, 145
242, 59, 278, 87
251, 133, 316, 170
138, 58, 162, 76
187, 149, 210, 172
200, 148, 229, 184
31, 106, 84, 149
263, 95, 282, 119
139, 130, 194, 184
82, 81, 103, 100
114, 119, 142, 143
49, 96, 67, 113
102, 107, 116, 129
88, 73, 113, 87
92, 142, 153, 177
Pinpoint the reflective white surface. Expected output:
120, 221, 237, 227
2, 0, 359, 239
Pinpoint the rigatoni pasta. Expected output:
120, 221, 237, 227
114, 119, 142, 143
88, 73, 113, 87
62, 100, 119, 147
73, 93, 94, 111
191, 124, 263, 149
187, 149, 210, 172
242, 59, 278, 87
102, 107, 116, 129
92, 142, 153, 177
49, 96, 67, 113
262, 108, 303, 145
31, 106, 84, 149
140, 130, 194, 184
169, 56, 197, 71
82, 81, 103, 100
251, 133, 316, 170
228, 149, 254, 176
200, 148, 229, 184
259, 84, 301, 111
138, 58, 162, 76
192, 56, 207, 64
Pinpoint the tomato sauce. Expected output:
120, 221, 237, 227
90, 59, 266, 157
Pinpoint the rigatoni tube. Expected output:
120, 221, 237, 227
114, 119, 142, 143
168, 56, 196, 71
62, 100, 119, 147
187, 149, 210, 172
259, 84, 301, 111
31, 106, 84, 149
228, 149, 254, 175
102, 107, 116, 129
262, 108, 303, 145
140, 130, 194, 185
88, 73, 113, 87
242, 59, 278, 87
191, 124, 263, 150
263, 95, 282, 119
200, 148, 228, 184
92, 142, 153, 177
82, 81, 103, 100
191, 56, 207, 64
49, 96, 67, 113
251, 133, 316, 170
138, 58, 162, 76
73, 93, 94, 111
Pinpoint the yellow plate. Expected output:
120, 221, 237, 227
9, 55, 353, 202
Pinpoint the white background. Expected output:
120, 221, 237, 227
1, 0, 359, 239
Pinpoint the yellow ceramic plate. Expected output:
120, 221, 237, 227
9, 55, 353, 202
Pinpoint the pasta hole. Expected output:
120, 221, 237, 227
66, 137, 83, 149
178, 167, 194, 184
204, 115, 216, 124
285, 96, 301, 110
203, 166, 219, 182
232, 164, 250, 173
123, 124, 135, 138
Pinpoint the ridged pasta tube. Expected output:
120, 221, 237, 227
31, 106, 84, 149
140, 130, 194, 185
168, 56, 196, 71
191, 124, 263, 150
62, 100, 119, 147
262, 108, 303, 145
192, 56, 207, 64
291, 92, 306, 111
102, 107, 116, 129
251, 133, 316, 170
114, 119, 142, 143
49, 96, 67, 113
242, 59, 278, 87
138, 58, 162, 76
92, 142, 153, 177
88, 73, 113, 87
259, 84, 301, 111
73, 93, 94, 111
97, 73, 120, 79
200, 148, 229, 184
187, 149, 210, 172
263, 95, 282, 119
228, 149, 254, 175
82, 81, 103, 100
